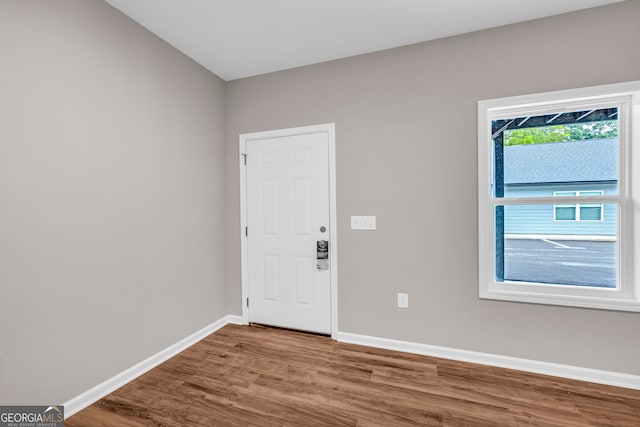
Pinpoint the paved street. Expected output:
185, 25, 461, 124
503, 239, 616, 288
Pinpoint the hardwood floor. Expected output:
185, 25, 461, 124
67, 324, 640, 426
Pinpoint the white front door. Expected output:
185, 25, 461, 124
243, 127, 332, 334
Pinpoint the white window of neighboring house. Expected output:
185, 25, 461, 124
554, 191, 604, 221
478, 81, 640, 312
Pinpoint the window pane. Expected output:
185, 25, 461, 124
580, 205, 602, 221
494, 108, 619, 199
580, 191, 603, 197
555, 206, 576, 221
497, 204, 617, 288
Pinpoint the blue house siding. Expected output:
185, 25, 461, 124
503, 183, 617, 236
501, 139, 617, 238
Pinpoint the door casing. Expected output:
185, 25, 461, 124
239, 123, 338, 337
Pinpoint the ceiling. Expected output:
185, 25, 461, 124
104, 0, 623, 81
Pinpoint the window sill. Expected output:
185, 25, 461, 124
480, 285, 640, 312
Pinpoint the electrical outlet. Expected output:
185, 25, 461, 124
397, 293, 409, 309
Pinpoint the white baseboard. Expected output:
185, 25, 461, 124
335, 331, 640, 391
63, 316, 638, 419
63, 314, 243, 419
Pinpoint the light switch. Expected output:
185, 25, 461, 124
351, 216, 376, 230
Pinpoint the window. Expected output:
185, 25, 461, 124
478, 81, 640, 311
554, 191, 603, 222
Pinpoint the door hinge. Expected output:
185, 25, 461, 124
241, 153, 247, 165
246, 297, 249, 308
245, 226, 248, 237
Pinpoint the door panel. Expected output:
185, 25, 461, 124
246, 131, 330, 333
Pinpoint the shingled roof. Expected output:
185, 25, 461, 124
503, 138, 617, 185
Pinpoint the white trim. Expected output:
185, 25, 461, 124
239, 124, 339, 337
239, 136, 249, 324
478, 81, 640, 312
505, 234, 616, 241
63, 315, 242, 419
480, 81, 640, 118
335, 331, 640, 391
327, 125, 339, 336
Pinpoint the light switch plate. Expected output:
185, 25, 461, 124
351, 216, 376, 230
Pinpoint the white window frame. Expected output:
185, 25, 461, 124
553, 190, 604, 222
478, 81, 640, 312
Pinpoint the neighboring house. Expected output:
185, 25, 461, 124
503, 138, 617, 238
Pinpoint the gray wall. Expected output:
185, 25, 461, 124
225, 1, 640, 375
2, 0, 639, 408
0, 1, 227, 404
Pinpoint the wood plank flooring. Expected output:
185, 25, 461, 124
67, 324, 640, 426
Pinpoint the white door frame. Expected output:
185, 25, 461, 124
239, 123, 338, 337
